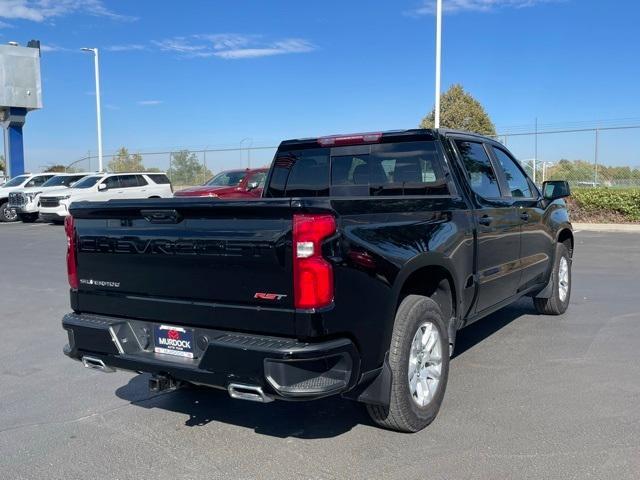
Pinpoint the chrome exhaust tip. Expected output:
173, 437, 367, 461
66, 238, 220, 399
82, 356, 115, 373
228, 383, 274, 403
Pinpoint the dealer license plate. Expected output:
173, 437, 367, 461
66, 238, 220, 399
154, 325, 195, 359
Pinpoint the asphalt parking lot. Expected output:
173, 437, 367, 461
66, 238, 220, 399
0, 222, 638, 480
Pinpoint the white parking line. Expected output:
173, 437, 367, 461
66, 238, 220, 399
0, 222, 56, 229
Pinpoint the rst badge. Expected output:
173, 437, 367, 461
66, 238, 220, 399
254, 292, 287, 301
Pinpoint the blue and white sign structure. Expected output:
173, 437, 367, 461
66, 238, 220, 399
0, 41, 43, 177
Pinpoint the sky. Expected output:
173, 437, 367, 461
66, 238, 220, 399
1, 0, 639, 173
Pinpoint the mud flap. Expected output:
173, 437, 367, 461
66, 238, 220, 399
349, 352, 393, 407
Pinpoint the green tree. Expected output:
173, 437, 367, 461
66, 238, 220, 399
44, 164, 67, 173
108, 147, 146, 172
547, 159, 596, 182
420, 84, 496, 136
168, 150, 211, 186
0, 154, 5, 173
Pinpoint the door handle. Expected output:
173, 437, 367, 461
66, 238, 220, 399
478, 215, 493, 226
520, 211, 530, 221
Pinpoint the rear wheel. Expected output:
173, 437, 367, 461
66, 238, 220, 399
534, 242, 571, 315
366, 295, 450, 433
0, 202, 18, 222
19, 213, 39, 223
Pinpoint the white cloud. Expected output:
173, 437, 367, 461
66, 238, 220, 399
410, 0, 559, 15
196, 33, 255, 51
156, 34, 316, 59
0, 20, 13, 28
105, 44, 146, 52
152, 37, 208, 54
213, 39, 315, 59
137, 100, 163, 106
0, 0, 136, 22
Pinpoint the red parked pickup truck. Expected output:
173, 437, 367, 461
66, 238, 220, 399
174, 168, 268, 198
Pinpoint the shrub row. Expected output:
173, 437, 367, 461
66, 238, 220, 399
567, 188, 640, 223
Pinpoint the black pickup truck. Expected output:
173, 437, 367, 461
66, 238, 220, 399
62, 129, 573, 432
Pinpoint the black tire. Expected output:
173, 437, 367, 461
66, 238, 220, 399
366, 295, 450, 433
0, 201, 18, 222
534, 242, 571, 315
19, 213, 39, 223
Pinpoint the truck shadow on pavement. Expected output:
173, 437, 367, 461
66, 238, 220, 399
116, 375, 368, 438
452, 298, 539, 359
115, 299, 537, 438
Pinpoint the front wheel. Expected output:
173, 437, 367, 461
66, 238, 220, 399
534, 242, 571, 315
0, 202, 18, 222
366, 295, 450, 433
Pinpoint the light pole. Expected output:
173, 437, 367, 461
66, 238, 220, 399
434, 0, 443, 128
81, 47, 103, 172
239, 137, 252, 168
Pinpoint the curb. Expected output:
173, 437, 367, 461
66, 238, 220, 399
573, 223, 640, 233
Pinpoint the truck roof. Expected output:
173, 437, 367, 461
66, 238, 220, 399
278, 128, 497, 150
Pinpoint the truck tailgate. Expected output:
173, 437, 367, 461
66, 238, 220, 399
70, 199, 297, 335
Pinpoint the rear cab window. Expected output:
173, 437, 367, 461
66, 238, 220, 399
265, 139, 452, 198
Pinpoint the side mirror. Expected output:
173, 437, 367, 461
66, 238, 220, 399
542, 180, 570, 201
98, 183, 107, 191
247, 181, 259, 191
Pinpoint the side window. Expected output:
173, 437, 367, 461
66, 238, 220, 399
135, 175, 148, 186
119, 175, 138, 188
491, 147, 533, 198
454, 140, 502, 199
68, 176, 85, 185
104, 176, 121, 189
26, 176, 50, 187
249, 172, 267, 188
24, 177, 37, 188
147, 174, 171, 184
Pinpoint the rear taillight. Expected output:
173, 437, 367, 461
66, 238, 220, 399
64, 215, 78, 289
292, 213, 336, 310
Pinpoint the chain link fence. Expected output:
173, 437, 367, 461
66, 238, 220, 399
65, 146, 278, 190
64, 124, 640, 191
496, 125, 640, 188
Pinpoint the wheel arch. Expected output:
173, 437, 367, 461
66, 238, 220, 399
557, 226, 574, 256
391, 253, 461, 338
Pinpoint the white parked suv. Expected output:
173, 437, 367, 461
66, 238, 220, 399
0, 173, 57, 222
39, 172, 173, 223
8, 173, 93, 223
